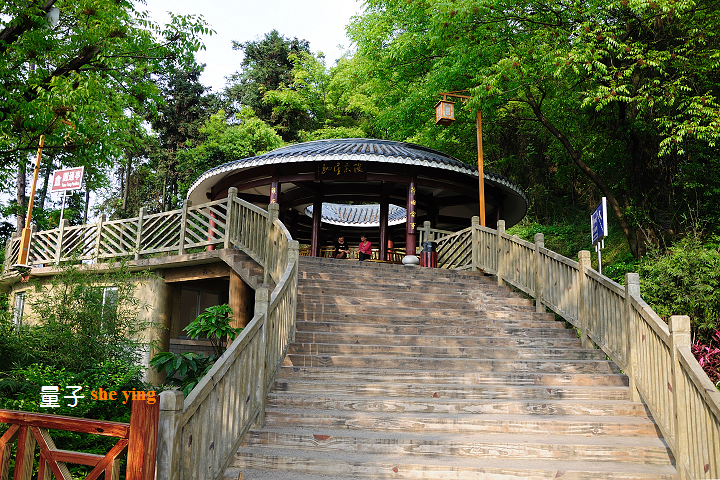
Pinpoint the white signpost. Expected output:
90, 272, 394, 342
591, 197, 608, 274
50, 167, 85, 225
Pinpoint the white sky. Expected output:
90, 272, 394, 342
141, 0, 364, 93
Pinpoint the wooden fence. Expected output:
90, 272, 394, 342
154, 196, 300, 480
0, 399, 158, 480
430, 216, 720, 480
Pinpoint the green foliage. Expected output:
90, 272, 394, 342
183, 304, 241, 357
176, 109, 284, 196
149, 351, 214, 396
150, 304, 241, 396
226, 30, 311, 141
19, 263, 152, 372
637, 234, 720, 345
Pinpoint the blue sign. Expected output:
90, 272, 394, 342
591, 197, 608, 246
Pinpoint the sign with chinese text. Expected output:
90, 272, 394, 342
591, 197, 608, 246
50, 167, 84, 193
317, 161, 366, 178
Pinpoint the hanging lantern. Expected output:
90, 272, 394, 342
435, 100, 456, 125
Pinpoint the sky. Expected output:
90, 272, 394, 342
142, 0, 364, 93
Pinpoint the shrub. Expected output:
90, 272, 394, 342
637, 234, 720, 345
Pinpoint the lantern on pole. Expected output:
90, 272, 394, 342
435, 99, 456, 126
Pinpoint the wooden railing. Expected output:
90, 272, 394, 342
154, 198, 300, 480
2, 193, 239, 272
434, 216, 720, 480
0, 399, 158, 480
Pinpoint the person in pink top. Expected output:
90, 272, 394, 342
358, 235, 372, 261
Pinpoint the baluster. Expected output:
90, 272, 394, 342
224, 188, 238, 249
135, 208, 146, 260
534, 233, 545, 313
178, 201, 191, 255
93, 214, 105, 262
253, 287, 270, 429
670, 315, 691, 480
55, 219, 68, 265
156, 391, 183, 480
578, 250, 593, 349
470, 217, 479, 272
496, 220, 505, 286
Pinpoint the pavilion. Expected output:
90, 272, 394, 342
187, 138, 528, 257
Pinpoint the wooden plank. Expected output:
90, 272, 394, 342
0, 411, 130, 438
164, 263, 231, 283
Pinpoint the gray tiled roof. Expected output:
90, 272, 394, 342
305, 203, 407, 227
186, 138, 527, 205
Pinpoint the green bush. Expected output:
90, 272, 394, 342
637, 234, 720, 345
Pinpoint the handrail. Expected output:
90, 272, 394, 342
434, 216, 720, 480
1, 191, 270, 272
155, 199, 300, 480
0, 399, 158, 480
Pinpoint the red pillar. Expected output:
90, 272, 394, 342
405, 175, 417, 256
311, 188, 322, 257
379, 186, 389, 261
269, 177, 279, 204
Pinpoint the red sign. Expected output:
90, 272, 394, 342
50, 167, 84, 193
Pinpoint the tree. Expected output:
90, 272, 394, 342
0, 0, 212, 225
226, 30, 311, 141
347, 0, 720, 257
176, 108, 284, 196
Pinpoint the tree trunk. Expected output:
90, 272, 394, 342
37, 155, 53, 212
83, 188, 90, 224
16, 159, 26, 231
524, 88, 641, 258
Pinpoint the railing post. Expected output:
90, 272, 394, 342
288, 239, 300, 343
670, 315, 691, 480
54, 219, 67, 265
263, 203, 279, 284
534, 233, 545, 313
578, 250, 594, 349
224, 187, 238, 250
496, 220, 505, 286
471, 216, 479, 272
127, 397, 160, 480
625, 273, 641, 402
156, 390, 184, 480
93, 214, 105, 262
3, 237, 11, 273
254, 287, 270, 429
135, 207, 145, 260
178, 200, 191, 256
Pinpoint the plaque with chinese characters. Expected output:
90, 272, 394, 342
317, 161, 366, 178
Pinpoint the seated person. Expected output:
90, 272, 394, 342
358, 235, 372, 261
334, 236, 350, 259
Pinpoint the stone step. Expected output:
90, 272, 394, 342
298, 292, 534, 308
298, 256, 489, 278
296, 309, 557, 323
298, 274, 502, 291
296, 302, 538, 317
267, 394, 648, 417
297, 281, 526, 298
294, 331, 580, 348
288, 343, 606, 360
262, 409, 662, 437
272, 379, 631, 401
240, 428, 674, 465
285, 353, 620, 374
277, 366, 630, 387
227, 452, 677, 479
298, 267, 494, 283
296, 321, 579, 338
295, 312, 563, 328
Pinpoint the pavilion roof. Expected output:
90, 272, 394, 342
186, 138, 527, 206
305, 203, 407, 228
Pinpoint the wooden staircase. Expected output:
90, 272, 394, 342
224, 256, 677, 479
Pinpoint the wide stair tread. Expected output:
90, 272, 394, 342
227, 259, 676, 479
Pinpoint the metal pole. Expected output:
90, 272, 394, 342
17, 135, 45, 267
476, 108, 486, 227
59, 190, 67, 226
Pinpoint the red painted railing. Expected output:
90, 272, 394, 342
0, 399, 158, 480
